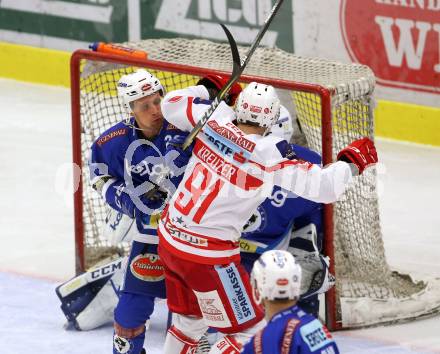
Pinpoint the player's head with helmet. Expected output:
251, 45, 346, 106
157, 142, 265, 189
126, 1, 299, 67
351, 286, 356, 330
235, 82, 281, 135
117, 69, 165, 137
197, 74, 242, 106
251, 250, 302, 309
268, 106, 294, 142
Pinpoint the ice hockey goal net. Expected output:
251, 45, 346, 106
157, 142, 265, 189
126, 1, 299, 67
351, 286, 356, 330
71, 38, 440, 330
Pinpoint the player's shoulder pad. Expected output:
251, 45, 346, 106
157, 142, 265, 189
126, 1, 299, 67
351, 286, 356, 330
276, 140, 297, 160
252, 134, 285, 164
95, 121, 129, 148
291, 144, 322, 164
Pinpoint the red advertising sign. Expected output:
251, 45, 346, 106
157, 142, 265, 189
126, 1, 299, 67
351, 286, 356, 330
340, 0, 440, 94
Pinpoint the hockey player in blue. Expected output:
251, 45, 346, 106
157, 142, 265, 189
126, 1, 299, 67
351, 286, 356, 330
56, 72, 243, 353
87, 69, 185, 354
240, 250, 340, 354
239, 111, 332, 317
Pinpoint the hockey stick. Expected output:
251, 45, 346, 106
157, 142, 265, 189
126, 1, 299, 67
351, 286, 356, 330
181, 0, 285, 150
181, 23, 241, 149
222, 23, 242, 77
143, 24, 241, 199
144, 1, 284, 198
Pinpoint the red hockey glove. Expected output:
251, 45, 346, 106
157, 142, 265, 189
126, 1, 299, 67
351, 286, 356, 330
197, 74, 242, 106
337, 137, 378, 175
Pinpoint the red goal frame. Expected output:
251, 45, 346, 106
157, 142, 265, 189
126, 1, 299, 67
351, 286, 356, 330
70, 49, 338, 330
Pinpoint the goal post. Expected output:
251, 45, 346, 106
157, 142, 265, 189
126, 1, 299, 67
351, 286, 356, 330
70, 39, 440, 330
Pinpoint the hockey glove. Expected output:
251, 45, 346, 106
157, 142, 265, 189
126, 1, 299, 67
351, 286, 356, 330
197, 74, 242, 106
337, 137, 378, 175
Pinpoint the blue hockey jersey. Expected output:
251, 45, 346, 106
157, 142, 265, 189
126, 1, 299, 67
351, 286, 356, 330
240, 144, 323, 258
89, 118, 184, 239
242, 305, 339, 354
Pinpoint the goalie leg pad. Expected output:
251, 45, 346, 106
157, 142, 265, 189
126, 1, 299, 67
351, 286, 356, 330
73, 276, 120, 330
288, 223, 335, 315
56, 257, 125, 330
122, 241, 166, 299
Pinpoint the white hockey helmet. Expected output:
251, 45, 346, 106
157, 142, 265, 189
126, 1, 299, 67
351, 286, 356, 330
269, 106, 294, 142
235, 82, 281, 129
251, 250, 302, 304
117, 69, 164, 113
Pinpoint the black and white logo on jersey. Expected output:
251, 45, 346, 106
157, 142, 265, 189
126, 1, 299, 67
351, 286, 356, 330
113, 334, 131, 353
242, 205, 267, 234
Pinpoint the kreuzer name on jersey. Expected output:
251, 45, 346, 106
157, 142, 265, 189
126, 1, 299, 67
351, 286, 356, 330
194, 142, 263, 190
195, 142, 237, 180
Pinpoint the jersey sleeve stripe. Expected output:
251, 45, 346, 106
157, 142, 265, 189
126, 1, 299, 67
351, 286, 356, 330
248, 159, 313, 173
186, 97, 196, 127
281, 319, 300, 354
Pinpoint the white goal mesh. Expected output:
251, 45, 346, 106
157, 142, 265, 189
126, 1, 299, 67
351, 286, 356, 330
72, 38, 440, 329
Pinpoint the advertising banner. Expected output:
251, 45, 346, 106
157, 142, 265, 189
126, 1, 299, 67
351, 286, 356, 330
341, 0, 439, 95
294, 0, 440, 107
0, 0, 294, 52
0, 0, 438, 108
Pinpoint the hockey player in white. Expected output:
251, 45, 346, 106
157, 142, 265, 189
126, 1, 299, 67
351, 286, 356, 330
241, 250, 340, 353
157, 81, 378, 353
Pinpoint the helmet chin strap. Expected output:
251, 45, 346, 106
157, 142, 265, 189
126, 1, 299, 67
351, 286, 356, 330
123, 117, 143, 131
122, 114, 157, 135
262, 126, 272, 137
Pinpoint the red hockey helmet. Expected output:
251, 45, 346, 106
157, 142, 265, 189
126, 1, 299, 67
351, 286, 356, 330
197, 74, 242, 106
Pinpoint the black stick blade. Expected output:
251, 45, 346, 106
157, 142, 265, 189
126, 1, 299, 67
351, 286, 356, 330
220, 23, 241, 77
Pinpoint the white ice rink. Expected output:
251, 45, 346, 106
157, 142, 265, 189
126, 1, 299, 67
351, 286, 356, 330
0, 79, 439, 353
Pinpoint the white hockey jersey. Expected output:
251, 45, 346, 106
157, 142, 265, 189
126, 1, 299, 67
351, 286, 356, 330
158, 85, 353, 265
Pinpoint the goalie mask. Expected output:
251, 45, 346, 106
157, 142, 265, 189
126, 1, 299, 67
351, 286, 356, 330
251, 250, 302, 304
235, 82, 281, 129
117, 69, 165, 125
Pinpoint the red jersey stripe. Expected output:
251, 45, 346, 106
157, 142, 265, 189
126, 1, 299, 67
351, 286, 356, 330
248, 158, 313, 172
186, 97, 196, 127
158, 228, 240, 265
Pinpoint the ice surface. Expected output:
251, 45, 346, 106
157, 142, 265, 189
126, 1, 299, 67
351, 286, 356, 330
0, 78, 439, 353
0, 272, 167, 353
